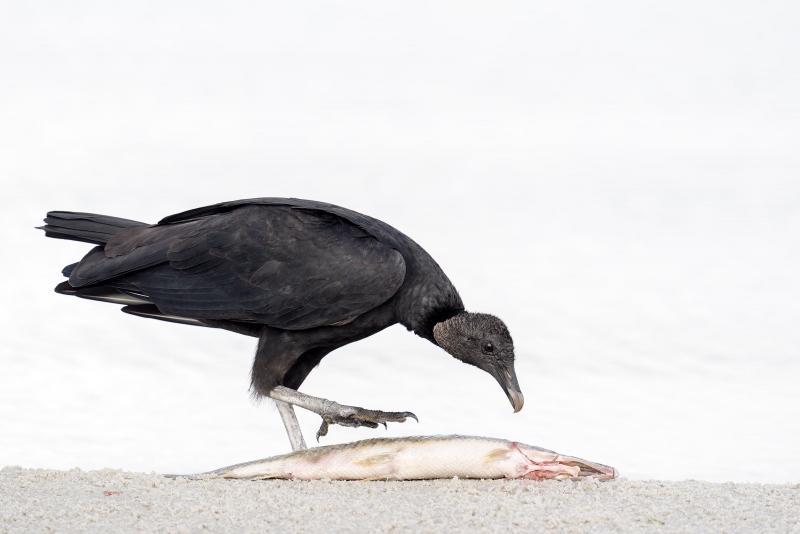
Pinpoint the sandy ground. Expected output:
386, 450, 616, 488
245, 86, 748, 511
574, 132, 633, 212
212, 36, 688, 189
1, 467, 797, 533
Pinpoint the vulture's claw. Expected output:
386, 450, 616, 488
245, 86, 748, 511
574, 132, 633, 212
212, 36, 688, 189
268, 386, 418, 443
315, 408, 418, 441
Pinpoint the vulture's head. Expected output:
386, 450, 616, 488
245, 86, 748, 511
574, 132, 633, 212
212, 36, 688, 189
433, 312, 524, 413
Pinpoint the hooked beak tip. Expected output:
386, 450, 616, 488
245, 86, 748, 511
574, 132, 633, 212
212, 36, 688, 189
508, 389, 524, 413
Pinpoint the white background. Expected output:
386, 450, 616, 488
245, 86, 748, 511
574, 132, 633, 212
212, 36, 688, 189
1, 1, 798, 482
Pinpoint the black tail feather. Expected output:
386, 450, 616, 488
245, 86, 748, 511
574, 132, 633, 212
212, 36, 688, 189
38, 211, 148, 245
54, 281, 78, 295
61, 262, 79, 277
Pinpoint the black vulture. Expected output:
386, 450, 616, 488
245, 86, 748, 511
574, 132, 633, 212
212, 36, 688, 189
39, 198, 523, 450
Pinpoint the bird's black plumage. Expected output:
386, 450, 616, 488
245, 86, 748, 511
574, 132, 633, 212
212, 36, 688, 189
70, 205, 407, 330
40, 198, 523, 437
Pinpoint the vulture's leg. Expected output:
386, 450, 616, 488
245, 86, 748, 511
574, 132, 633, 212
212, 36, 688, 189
275, 400, 307, 451
268, 386, 418, 441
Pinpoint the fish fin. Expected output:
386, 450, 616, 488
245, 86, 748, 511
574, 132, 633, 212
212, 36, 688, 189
355, 453, 394, 466
215, 471, 283, 480
482, 448, 511, 463
360, 474, 401, 481
243, 474, 283, 480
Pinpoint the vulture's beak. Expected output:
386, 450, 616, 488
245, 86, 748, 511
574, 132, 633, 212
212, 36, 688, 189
507, 388, 525, 413
493, 362, 524, 413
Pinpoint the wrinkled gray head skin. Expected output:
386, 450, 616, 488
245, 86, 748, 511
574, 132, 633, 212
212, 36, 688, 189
433, 312, 524, 413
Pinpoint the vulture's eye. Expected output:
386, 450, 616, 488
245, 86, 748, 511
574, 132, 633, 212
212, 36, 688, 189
482, 341, 494, 353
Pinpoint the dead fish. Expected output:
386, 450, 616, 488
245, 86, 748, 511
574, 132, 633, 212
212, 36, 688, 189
176, 435, 617, 481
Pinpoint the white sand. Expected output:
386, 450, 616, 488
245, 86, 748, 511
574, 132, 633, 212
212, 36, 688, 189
1, 467, 797, 533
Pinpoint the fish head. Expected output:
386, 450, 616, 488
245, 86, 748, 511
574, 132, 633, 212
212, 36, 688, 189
433, 311, 524, 412
514, 442, 618, 481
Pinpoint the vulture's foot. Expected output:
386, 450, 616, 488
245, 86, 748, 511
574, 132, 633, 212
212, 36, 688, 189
268, 386, 417, 442
316, 409, 418, 441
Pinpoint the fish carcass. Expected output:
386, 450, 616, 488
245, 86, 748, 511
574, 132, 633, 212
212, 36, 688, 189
184, 436, 617, 481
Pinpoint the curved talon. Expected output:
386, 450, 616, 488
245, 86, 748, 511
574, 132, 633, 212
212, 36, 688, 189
316, 419, 330, 441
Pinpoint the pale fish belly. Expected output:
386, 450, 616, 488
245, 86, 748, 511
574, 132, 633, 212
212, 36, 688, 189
198, 436, 618, 481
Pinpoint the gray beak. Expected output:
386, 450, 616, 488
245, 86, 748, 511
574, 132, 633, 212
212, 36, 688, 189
507, 388, 525, 413
494, 363, 524, 413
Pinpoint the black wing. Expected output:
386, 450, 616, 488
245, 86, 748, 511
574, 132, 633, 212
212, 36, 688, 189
69, 204, 406, 330
159, 197, 401, 244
